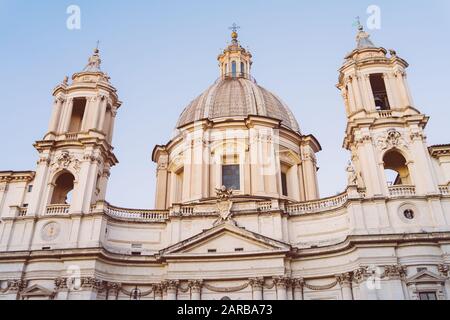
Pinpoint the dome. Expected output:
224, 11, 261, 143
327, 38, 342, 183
176, 77, 301, 133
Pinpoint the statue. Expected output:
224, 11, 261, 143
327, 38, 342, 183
346, 161, 358, 186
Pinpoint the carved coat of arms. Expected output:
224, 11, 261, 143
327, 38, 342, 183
213, 186, 234, 226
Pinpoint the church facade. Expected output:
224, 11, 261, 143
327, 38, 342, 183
1, 26, 450, 300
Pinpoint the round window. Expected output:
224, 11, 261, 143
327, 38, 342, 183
403, 209, 415, 220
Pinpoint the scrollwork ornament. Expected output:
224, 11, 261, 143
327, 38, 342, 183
53, 151, 81, 173
438, 265, 449, 278
383, 265, 407, 279
375, 129, 408, 151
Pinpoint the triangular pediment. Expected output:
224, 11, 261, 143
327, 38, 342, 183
160, 222, 291, 257
406, 270, 445, 284
20, 284, 54, 297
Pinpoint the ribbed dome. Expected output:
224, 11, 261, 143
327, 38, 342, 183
176, 77, 300, 133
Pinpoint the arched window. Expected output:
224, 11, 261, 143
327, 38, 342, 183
383, 150, 411, 185
240, 62, 245, 76
68, 98, 87, 132
369, 73, 390, 111
231, 61, 237, 78
51, 171, 75, 204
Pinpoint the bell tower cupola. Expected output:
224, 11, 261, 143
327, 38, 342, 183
218, 23, 253, 79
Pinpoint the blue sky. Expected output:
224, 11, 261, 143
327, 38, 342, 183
1, 1, 449, 208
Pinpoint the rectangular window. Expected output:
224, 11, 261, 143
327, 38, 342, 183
207, 249, 217, 253
369, 74, 390, 111
235, 248, 244, 252
281, 172, 288, 196
27, 185, 33, 193
419, 292, 437, 300
222, 164, 240, 190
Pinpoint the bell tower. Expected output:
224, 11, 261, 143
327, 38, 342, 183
27, 48, 121, 217
337, 25, 439, 197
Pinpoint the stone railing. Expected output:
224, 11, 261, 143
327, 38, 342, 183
388, 185, 416, 197
104, 204, 169, 222
65, 132, 78, 141
439, 185, 449, 196
18, 207, 28, 216
45, 204, 70, 215
378, 110, 393, 118
285, 192, 348, 215
180, 206, 194, 215
257, 201, 273, 212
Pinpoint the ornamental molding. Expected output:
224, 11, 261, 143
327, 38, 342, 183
355, 135, 372, 146
375, 129, 408, 151
303, 279, 338, 291
80, 277, 104, 290
336, 272, 353, 286
410, 131, 426, 142
248, 278, 265, 289
203, 281, 249, 293
52, 151, 81, 173
119, 286, 153, 297
438, 264, 449, 278
0, 279, 27, 293
272, 276, 290, 289
213, 186, 234, 226
162, 280, 179, 292
188, 280, 203, 292
352, 266, 371, 283
383, 265, 407, 279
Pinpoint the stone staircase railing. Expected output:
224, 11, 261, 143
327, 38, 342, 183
103, 204, 169, 222
285, 192, 349, 215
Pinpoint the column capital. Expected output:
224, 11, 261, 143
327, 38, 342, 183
438, 264, 449, 278
162, 280, 179, 292
272, 276, 290, 289
336, 272, 353, 287
188, 280, 203, 292
383, 265, 407, 279
291, 278, 305, 288
249, 278, 265, 289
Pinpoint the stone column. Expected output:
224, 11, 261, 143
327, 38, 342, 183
164, 280, 179, 300
249, 278, 264, 300
383, 265, 407, 300
438, 265, 450, 299
273, 277, 288, 300
301, 148, 318, 200
153, 284, 163, 300
106, 282, 121, 300
345, 77, 357, 112
336, 273, 353, 300
189, 280, 203, 300
292, 278, 304, 300
155, 154, 169, 209
48, 97, 64, 133
61, 98, 74, 132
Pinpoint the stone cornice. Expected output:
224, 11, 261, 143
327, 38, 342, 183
429, 144, 450, 158
1, 232, 449, 267
0, 171, 35, 183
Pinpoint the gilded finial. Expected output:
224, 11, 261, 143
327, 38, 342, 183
229, 23, 240, 43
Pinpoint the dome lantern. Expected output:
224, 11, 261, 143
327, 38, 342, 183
218, 23, 253, 80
